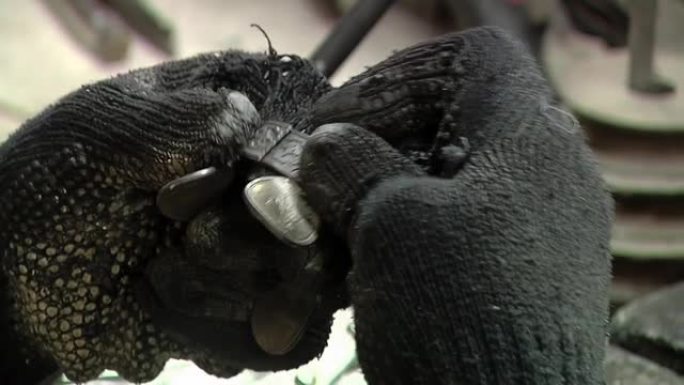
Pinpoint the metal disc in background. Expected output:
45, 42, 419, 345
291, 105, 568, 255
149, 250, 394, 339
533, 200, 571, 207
543, 0, 684, 132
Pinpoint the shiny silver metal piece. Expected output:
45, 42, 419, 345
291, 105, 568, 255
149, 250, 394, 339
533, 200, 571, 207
243, 176, 320, 247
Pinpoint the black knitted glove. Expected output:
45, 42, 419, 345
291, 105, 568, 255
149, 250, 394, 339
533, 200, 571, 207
298, 27, 614, 385
0, 50, 331, 383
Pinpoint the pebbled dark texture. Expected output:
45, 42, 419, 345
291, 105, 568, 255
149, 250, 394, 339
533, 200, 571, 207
299, 27, 614, 385
0, 50, 332, 383
1, 273, 59, 385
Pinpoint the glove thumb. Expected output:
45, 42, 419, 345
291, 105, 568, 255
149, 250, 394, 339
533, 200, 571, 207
298, 123, 424, 238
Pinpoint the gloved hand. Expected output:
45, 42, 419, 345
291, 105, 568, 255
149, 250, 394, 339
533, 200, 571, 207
0, 49, 334, 384
298, 27, 614, 385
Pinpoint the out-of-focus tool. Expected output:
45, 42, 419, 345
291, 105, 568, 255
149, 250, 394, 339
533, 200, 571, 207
41, 0, 174, 62
310, 0, 396, 77
237, 121, 325, 355
627, 0, 674, 94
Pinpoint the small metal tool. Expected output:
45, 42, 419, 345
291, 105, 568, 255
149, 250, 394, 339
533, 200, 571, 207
239, 121, 327, 355
156, 120, 327, 356
240, 121, 320, 246
156, 120, 317, 239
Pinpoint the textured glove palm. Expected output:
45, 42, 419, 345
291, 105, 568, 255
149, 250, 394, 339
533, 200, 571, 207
0, 50, 332, 383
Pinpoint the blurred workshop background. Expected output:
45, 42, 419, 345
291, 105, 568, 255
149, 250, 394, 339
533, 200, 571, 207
2, 0, 684, 384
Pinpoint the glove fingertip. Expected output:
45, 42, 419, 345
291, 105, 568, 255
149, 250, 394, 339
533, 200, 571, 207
311, 122, 353, 136
301, 123, 361, 170
299, 122, 425, 239
309, 122, 370, 143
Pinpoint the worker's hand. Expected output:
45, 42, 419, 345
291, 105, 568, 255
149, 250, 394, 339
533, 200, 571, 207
0, 50, 333, 384
299, 27, 614, 385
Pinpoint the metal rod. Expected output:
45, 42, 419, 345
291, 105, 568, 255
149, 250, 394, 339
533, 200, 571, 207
310, 0, 396, 78
627, 0, 674, 94
106, 0, 175, 55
